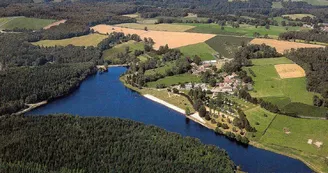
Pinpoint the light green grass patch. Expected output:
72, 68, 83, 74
251, 57, 294, 66
272, 2, 283, 8
115, 23, 195, 32
0, 17, 56, 30
185, 23, 306, 38
145, 61, 175, 76
245, 106, 277, 141
33, 34, 107, 47
260, 114, 328, 157
179, 43, 217, 61
146, 73, 201, 88
282, 14, 315, 20
102, 40, 144, 60
205, 35, 253, 58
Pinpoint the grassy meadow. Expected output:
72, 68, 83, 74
115, 23, 195, 32
146, 73, 201, 88
179, 43, 217, 60
245, 57, 327, 117
205, 35, 253, 58
145, 61, 175, 76
282, 14, 315, 20
33, 34, 107, 47
102, 40, 144, 60
245, 105, 328, 172
185, 23, 305, 38
0, 17, 56, 30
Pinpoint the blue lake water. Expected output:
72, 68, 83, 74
28, 67, 312, 173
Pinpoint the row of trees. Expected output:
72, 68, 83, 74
0, 115, 235, 173
279, 29, 328, 43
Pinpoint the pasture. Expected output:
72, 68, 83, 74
283, 0, 328, 6
0, 17, 56, 30
274, 64, 305, 79
145, 61, 175, 76
246, 58, 327, 117
250, 38, 325, 53
92, 24, 216, 50
205, 35, 253, 58
179, 43, 217, 61
251, 57, 294, 66
102, 40, 144, 60
185, 23, 305, 38
115, 23, 195, 32
282, 14, 315, 20
272, 2, 283, 8
146, 73, 201, 88
32, 34, 107, 47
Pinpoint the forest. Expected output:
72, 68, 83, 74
279, 29, 328, 43
0, 114, 235, 173
287, 48, 328, 99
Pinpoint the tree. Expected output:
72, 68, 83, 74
199, 105, 206, 117
326, 111, 328, 120
281, 21, 286, 26
185, 107, 191, 115
265, 24, 270, 30
209, 78, 216, 87
144, 26, 148, 31
313, 95, 323, 107
193, 55, 202, 65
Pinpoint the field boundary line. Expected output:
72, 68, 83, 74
261, 113, 277, 136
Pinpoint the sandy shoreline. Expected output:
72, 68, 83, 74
143, 94, 206, 124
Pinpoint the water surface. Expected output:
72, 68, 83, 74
29, 67, 312, 173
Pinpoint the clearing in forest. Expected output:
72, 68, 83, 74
282, 14, 314, 20
274, 64, 305, 79
115, 23, 195, 32
43, 20, 67, 30
250, 38, 324, 53
91, 24, 216, 50
0, 17, 56, 30
32, 34, 107, 47
179, 43, 217, 61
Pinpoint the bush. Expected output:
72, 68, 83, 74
211, 119, 216, 124
215, 127, 224, 134
225, 132, 235, 139
255, 122, 260, 125
222, 123, 229, 129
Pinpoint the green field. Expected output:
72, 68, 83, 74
33, 34, 107, 47
146, 73, 201, 88
245, 57, 327, 117
272, 1, 283, 8
0, 17, 56, 30
205, 35, 253, 58
251, 57, 294, 66
282, 14, 315, 20
102, 40, 145, 61
283, 0, 328, 6
185, 23, 305, 38
179, 43, 217, 61
115, 23, 195, 32
145, 61, 175, 76
245, 105, 328, 172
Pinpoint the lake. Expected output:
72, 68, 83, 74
28, 67, 312, 173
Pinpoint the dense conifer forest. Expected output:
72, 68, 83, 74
0, 115, 235, 173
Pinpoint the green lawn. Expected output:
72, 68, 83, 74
185, 23, 306, 38
251, 57, 294, 66
179, 43, 217, 61
102, 40, 144, 60
205, 35, 253, 58
145, 61, 175, 76
146, 73, 201, 88
0, 17, 56, 30
33, 34, 107, 47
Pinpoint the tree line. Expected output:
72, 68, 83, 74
0, 114, 235, 173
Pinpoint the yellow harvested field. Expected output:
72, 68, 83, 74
274, 64, 306, 79
250, 38, 324, 53
115, 23, 195, 32
91, 24, 215, 49
32, 34, 107, 47
43, 20, 67, 30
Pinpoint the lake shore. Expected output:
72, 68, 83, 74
120, 76, 320, 173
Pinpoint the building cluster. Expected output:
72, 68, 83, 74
211, 73, 252, 95
190, 61, 217, 75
